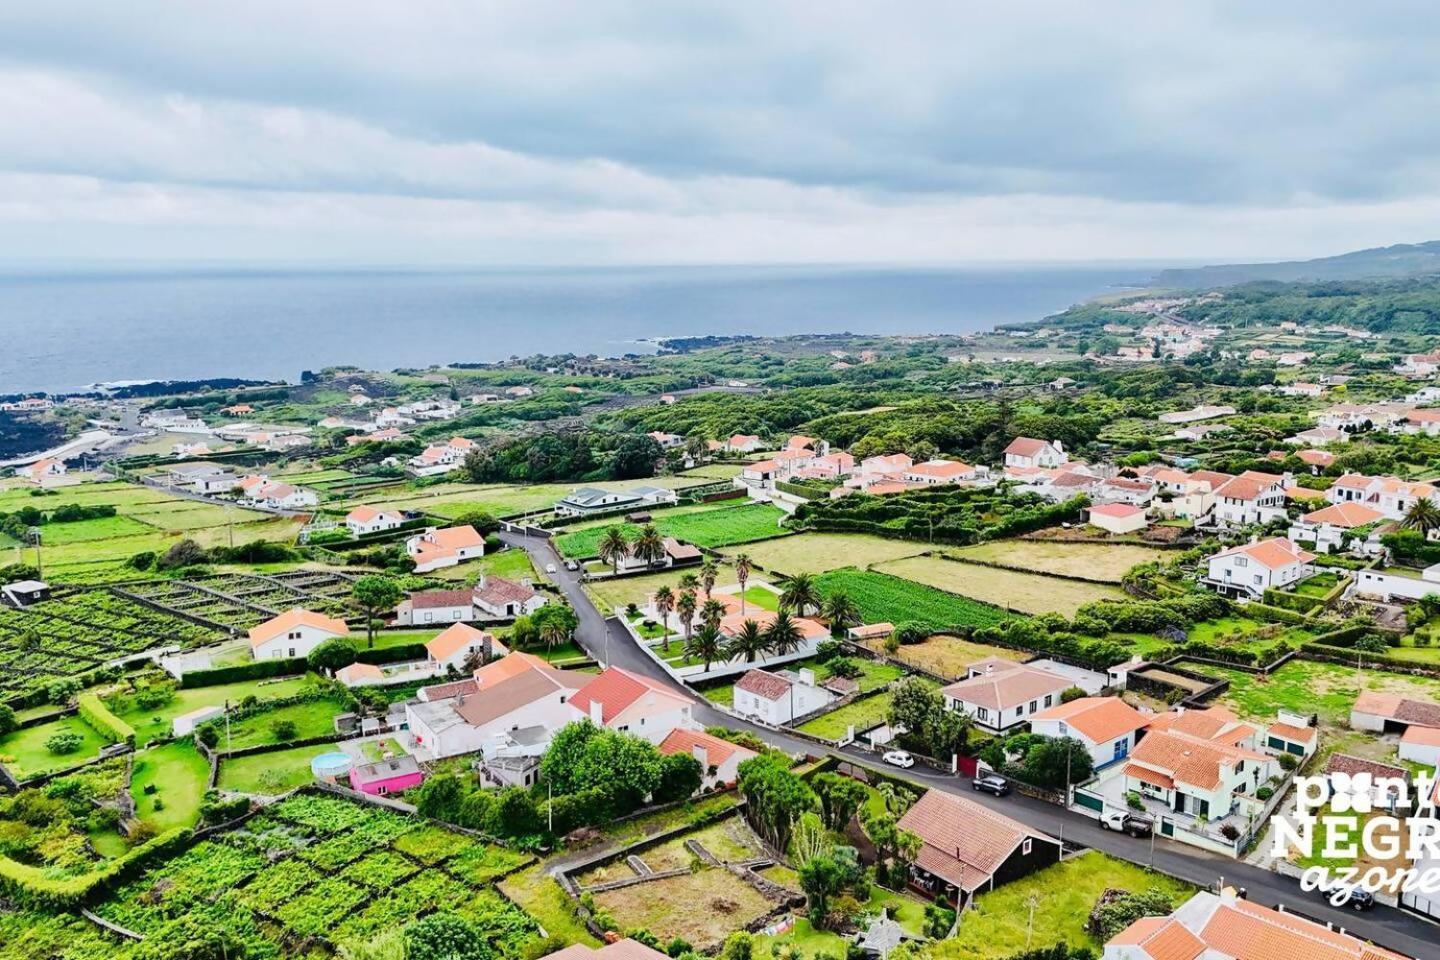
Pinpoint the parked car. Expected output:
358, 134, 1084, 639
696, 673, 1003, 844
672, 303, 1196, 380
972, 774, 1011, 796
545, 563, 558, 574
882, 750, 915, 769
1100, 811, 1153, 837
565, 560, 579, 571
1316, 879, 1374, 911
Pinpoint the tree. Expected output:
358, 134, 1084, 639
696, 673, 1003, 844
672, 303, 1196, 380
405, 911, 494, 960
271, 719, 299, 742
737, 754, 815, 852
700, 598, 727, 629
571, 729, 663, 810
1023, 737, 1095, 791
812, 772, 868, 830
733, 553, 753, 614
308, 637, 359, 673
611, 435, 664, 480
509, 614, 540, 650
1355, 634, 1389, 654
0, 703, 16, 737
685, 623, 725, 673
1403, 498, 1440, 536
633, 524, 665, 567
700, 560, 719, 597
724, 619, 770, 664
656, 752, 703, 802
780, 573, 820, 616
598, 526, 631, 576
764, 611, 805, 657
352, 575, 402, 648
415, 773, 468, 822
542, 720, 602, 795
47, 677, 81, 705
798, 853, 846, 925
157, 538, 209, 570
534, 603, 579, 652
653, 585, 675, 639
452, 509, 500, 537
674, 589, 698, 654
790, 811, 829, 867
821, 591, 860, 638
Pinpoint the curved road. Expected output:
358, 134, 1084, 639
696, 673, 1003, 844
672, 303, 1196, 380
499, 529, 1440, 960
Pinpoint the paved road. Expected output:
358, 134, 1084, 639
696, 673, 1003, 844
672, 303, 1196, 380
498, 530, 1440, 960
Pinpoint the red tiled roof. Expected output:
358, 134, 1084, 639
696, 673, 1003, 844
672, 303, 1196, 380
248, 608, 348, 648
409, 588, 474, 610
1004, 437, 1051, 457
658, 728, 755, 768
570, 667, 692, 723
1032, 697, 1149, 744
897, 789, 1056, 893
735, 669, 793, 701
474, 575, 537, 607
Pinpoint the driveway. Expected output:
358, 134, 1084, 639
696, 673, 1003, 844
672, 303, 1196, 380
496, 529, 1440, 960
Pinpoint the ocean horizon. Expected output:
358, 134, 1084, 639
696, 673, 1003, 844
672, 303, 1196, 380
0, 263, 1157, 394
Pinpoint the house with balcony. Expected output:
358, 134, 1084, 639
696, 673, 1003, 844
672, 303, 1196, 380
1203, 537, 1315, 599
1209, 471, 1286, 527
1287, 501, 1386, 555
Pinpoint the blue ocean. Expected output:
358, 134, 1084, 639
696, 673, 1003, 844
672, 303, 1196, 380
0, 264, 1154, 393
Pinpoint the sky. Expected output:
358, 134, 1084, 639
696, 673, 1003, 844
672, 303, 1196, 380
1, 2, 1438, 268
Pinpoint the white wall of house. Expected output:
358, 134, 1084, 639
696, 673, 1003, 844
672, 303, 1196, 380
348, 514, 403, 536
410, 693, 581, 760
1352, 567, 1440, 602
605, 699, 694, 744
252, 625, 345, 660
1030, 719, 1138, 767
1206, 553, 1306, 598
733, 680, 831, 725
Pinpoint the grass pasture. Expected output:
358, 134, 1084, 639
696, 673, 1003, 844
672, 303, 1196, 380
875, 555, 1125, 617
716, 531, 930, 575
555, 502, 788, 558
947, 540, 1170, 583
861, 634, 1028, 679
590, 861, 773, 948
813, 567, 1010, 633
1190, 659, 1440, 731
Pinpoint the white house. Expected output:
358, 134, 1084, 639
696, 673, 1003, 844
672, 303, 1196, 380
171, 705, 225, 738
1002, 437, 1068, 469
335, 662, 386, 688
426, 622, 501, 673
553, 485, 678, 518
940, 660, 1074, 736
1204, 537, 1315, 599
1029, 697, 1151, 768
732, 668, 835, 726
659, 727, 758, 791
902, 460, 980, 486
16, 458, 66, 484
1157, 405, 1235, 424
1087, 503, 1149, 535
406, 525, 485, 573
569, 666, 698, 745
472, 575, 548, 618
1286, 501, 1386, 555
725, 434, 763, 453
345, 505, 406, 537
1400, 726, 1440, 768
396, 588, 477, 626
647, 431, 686, 449
248, 608, 349, 660
1124, 712, 1278, 823
1210, 471, 1286, 527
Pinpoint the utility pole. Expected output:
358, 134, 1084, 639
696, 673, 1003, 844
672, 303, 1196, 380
26, 527, 42, 580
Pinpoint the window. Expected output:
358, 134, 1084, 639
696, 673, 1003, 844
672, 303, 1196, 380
1234, 557, 1248, 568
423, 612, 433, 623
1028, 700, 1038, 713
1022, 839, 1032, 856
1044, 695, 1053, 708
976, 707, 989, 722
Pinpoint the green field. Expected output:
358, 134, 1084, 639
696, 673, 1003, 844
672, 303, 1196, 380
716, 531, 930, 575
795, 681, 935, 739
947, 540, 1170, 583
0, 714, 110, 780
130, 740, 212, 832
934, 852, 1194, 959
875, 555, 1124, 617
214, 696, 347, 751
813, 567, 1011, 632
555, 503, 789, 558
108, 675, 323, 747
217, 742, 330, 794
858, 633, 1028, 679
1190, 659, 1440, 730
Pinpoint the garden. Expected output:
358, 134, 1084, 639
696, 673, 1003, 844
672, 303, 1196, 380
857, 633, 1028, 680
89, 791, 540, 958
812, 568, 1011, 633
874, 555, 1126, 617
795, 678, 938, 741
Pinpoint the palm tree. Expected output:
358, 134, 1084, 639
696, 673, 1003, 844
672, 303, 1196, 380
597, 525, 631, 576
780, 572, 820, 616
700, 560, 719, 598
700, 598, 727, 629
724, 619, 770, 663
653, 585, 675, 640
678, 572, 700, 594
686, 623, 725, 673
674, 589, 698, 654
822, 591, 861, 638
633, 523, 666, 567
1404, 498, 1440, 536
733, 553, 752, 614
764, 610, 805, 657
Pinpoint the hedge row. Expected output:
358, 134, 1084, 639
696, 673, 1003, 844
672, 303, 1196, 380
0, 827, 190, 909
1239, 601, 1309, 625
1261, 588, 1322, 614
76, 692, 136, 747
178, 657, 307, 689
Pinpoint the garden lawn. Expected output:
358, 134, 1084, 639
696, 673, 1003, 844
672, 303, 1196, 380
109, 675, 322, 747
716, 532, 930, 576
874, 556, 1124, 617
861, 634, 1028, 679
217, 743, 326, 794
130, 740, 211, 832
0, 714, 109, 780
1185, 616, 1314, 649
554, 503, 789, 558
813, 567, 1010, 632
215, 696, 347, 751
796, 683, 935, 740
588, 569, 741, 613
947, 541, 1170, 583
933, 852, 1194, 959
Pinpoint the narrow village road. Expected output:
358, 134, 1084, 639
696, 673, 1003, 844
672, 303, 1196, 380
498, 530, 1440, 960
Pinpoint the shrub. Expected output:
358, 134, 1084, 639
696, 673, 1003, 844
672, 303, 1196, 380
825, 656, 863, 680
1059, 686, 1087, 704
47, 678, 82, 706
1126, 792, 1143, 811
45, 732, 83, 755
1277, 753, 1299, 772
271, 719, 299, 742
78, 692, 137, 747
308, 637, 359, 673
1256, 786, 1274, 801
0, 703, 16, 737
1219, 823, 1240, 841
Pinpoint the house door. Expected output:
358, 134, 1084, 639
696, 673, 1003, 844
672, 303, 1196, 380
1112, 739, 1129, 761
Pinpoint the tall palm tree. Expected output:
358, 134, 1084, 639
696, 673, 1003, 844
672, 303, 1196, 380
733, 553, 752, 614
724, 619, 770, 663
700, 598, 727, 630
597, 525, 631, 576
822, 591, 861, 638
678, 572, 700, 595
686, 623, 725, 673
700, 560, 719, 598
633, 523, 666, 568
1404, 498, 1440, 536
653, 585, 675, 640
780, 573, 820, 616
674, 588, 698, 654
765, 610, 805, 657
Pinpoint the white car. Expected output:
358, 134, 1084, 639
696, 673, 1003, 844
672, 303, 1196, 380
882, 750, 915, 769
545, 563, 558, 574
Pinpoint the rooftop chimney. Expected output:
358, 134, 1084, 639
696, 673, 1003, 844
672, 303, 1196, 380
692, 744, 709, 770
589, 699, 604, 724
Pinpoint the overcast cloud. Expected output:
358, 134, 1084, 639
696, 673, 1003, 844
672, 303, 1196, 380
0, 2, 1437, 266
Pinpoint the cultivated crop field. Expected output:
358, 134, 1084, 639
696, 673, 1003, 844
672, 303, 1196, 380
715, 531, 929, 575
555, 502, 788, 558
90, 792, 538, 958
945, 540, 1170, 583
813, 567, 1010, 632
874, 555, 1125, 617
348, 473, 723, 520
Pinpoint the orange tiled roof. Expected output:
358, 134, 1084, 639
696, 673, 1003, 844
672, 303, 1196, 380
248, 608, 349, 648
